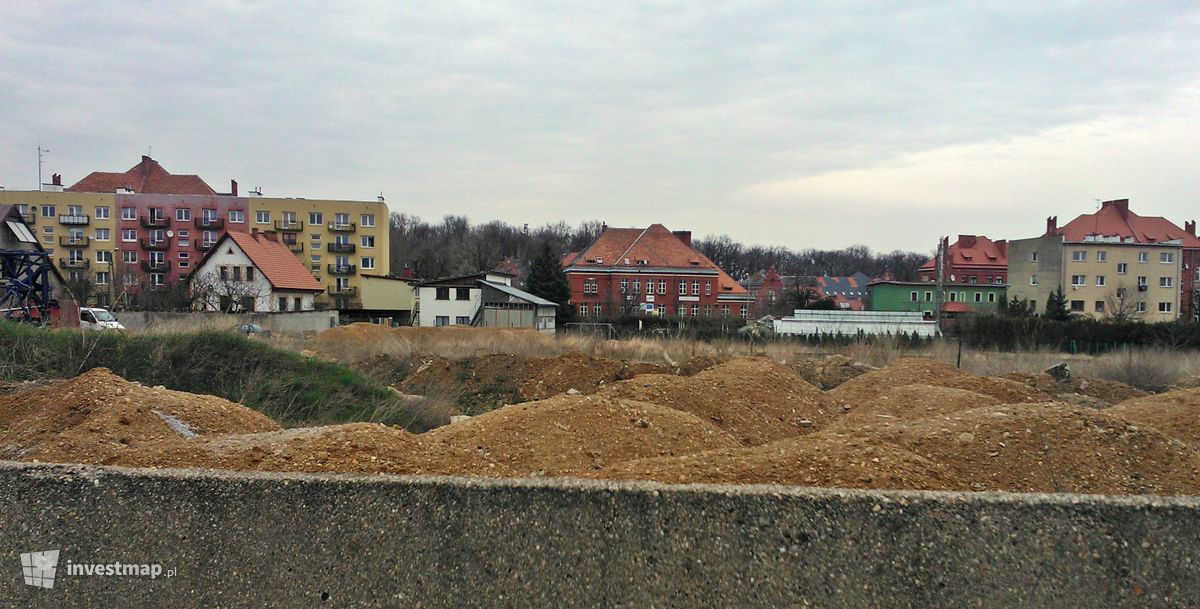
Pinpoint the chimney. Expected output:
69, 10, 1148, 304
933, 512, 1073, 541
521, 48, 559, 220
251, 227, 258, 237
230, 179, 238, 197
1045, 216, 1058, 236
673, 230, 692, 247
1186, 221, 1196, 237
402, 264, 414, 279
51, 173, 61, 186
261, 230, 278, 242
1102, 199, 1130, 219
996, 239, 1008, 259
958, 235, 977, 248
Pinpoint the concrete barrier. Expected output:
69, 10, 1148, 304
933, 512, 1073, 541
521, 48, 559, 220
0, 461, 1197, 608
114, 310, 339, 335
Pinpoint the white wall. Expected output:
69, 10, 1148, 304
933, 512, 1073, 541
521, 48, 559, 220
417, 286, 480, 326
192, 241, 316, 312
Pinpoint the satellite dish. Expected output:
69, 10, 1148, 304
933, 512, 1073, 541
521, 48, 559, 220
167, 230, 175, 238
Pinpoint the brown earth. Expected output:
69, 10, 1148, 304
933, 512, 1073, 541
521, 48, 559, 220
421, 394, 741, 476
601, 358, 836, 445
1106, 388, 1200, 446
829, 358, 1050, 406
0, 368, 279, 465
1003, 371, 1148, 406
823, 385, 1001, 433
792, 354, 877, 389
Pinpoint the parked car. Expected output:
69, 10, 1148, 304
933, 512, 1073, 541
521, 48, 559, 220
235, 323, 271, 336
79, 307, 125, 331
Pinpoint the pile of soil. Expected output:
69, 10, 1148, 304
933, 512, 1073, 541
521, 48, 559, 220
0, 368, 279, 465
602, 358, 836, 445
595, 432, 960, 491
1106, 388, 1200, 446
823, 385, 1001, 433
1003, 371, 1148, 406
868, 402, 1200, 495
829, 358, 1050, 407
111, 423, 502, 476
313, 322, 398, 346
421, 394, 740, 476
792, 355, 877, 389
517, 352, 669, 400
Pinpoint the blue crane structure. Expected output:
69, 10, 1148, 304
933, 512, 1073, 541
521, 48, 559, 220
0, 249, 57, 324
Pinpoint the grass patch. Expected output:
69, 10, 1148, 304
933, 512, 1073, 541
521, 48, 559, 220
0, 322, 431, 429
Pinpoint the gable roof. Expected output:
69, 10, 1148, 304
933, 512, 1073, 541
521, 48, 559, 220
1055, 199, 1200, 248
197, 232, 323, 292
480, 280, 557, 307
67, 156, 216, 195
919, 235, 1009, 274
563, 224, 748, 296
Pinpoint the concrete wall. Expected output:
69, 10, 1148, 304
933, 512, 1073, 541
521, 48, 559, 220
1007, 234, 1064, 313
2, 462, 1197, 608
115, 309, 338, 334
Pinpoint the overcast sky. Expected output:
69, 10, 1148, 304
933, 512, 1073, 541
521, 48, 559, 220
2, 1, 1198, 253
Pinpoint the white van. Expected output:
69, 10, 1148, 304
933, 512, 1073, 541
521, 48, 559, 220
80, 307, 125, 331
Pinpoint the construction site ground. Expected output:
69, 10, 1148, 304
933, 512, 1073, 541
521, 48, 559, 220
5, 324, 1200, 497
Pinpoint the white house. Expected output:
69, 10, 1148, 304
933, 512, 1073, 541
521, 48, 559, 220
191, 230, 324, 312
416, 271, 557, 333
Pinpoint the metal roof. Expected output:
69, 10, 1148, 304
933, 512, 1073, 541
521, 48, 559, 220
480, 280, 558, 307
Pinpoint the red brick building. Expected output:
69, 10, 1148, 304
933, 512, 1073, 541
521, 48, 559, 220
918, 234, 1008, 285
742, 267, 785, 314
562, 224, 753, 319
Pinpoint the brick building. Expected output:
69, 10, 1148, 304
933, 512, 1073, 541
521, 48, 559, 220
918, 234, 1008, 285
562, 224, 753, 319
741, 267, 785, 315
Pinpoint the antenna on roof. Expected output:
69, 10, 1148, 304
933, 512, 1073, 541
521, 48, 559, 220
37, 145, 49, 191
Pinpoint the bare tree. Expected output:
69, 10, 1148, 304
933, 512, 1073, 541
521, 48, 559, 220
190, 271, 270, 312
1102, 285, 1144, 322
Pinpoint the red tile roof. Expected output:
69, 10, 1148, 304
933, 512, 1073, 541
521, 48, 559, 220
67, 156, 216, 195
940, 301, 974, 313
202, 232, 323, 292
563, 224, 748, 295
919, 235, 1008, 274
1055, 199, 1200, 248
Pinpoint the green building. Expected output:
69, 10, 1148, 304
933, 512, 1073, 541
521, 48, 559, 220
868, 280, 1007, 316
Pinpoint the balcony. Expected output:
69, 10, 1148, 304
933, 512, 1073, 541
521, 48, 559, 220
140, 238, 170, 250
326, 242, 356, 253
58, 236, 91, 248
327, 264, 357, 275
195, 240, 217, 252
286, 242, 304, 253
275, 219, 304, 231
58, 214, 90, 226
140, 215, 170, 228
141, 260, 172, 272
328, 286, 358, 297
59, 258, 90, 270
195, 216, 225, 230
327, 222, 356, 233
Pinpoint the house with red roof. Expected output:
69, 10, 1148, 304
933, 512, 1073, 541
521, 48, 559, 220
67, 156, 226, 196
561, 224, 754, 319
918, 235, 1008, 285
190, 229, 324, 313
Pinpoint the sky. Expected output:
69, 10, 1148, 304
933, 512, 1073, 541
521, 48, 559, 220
1, 1, 1198, 253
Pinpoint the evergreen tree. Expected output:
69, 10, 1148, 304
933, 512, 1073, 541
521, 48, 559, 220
1044, 286, 1070, 321
525, 241, 574, 325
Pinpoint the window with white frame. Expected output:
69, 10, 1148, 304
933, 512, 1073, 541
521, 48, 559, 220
1160, 302, 1173, 313
658, 280, 666, 295
361, 256, 375, 270
1161, 252, 1175, 263
1138, 252, 1149, 263
705, 282, 712, 296
121, 229, 137, 242
1137, 275, 1148, 287
95, 228, 110, 241
1096, 251, 1107, 262
95, 206, 110, 219
1160, 276, 1174, 288
122, 251, 138, 263
309, 212, 323, 225
175, 208, 191, 221
255, 210, 270, 224
1072, 251, 1086, 262
96, 272, 109, 285
360, 235, 375, 248
1096, 275, 1106, 286
1117, 262, 1128, 274
678, 280, 686, 295
691, 280, 700, 296
229, 210, 245, 223
360, 214, 375, 227
1137, 302, 1146, 313
1071, 275, 1086, 286
910, 291, 918, 302
620, 278, 627, 293
96, 251, 112, 264
1030, 274, 1037, 286
121, 207, 136, 220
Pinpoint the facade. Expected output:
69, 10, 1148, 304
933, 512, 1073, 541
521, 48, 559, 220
774, 310, 939, 338
0, 156, 388, 310
354, 274, 417, 325
562, 224, 753, 319
191, 231, 323, 313
416, 272, 556, 333
868, 280, 1006, 317
1007, 234, 1182, 321
918, 234, 1008, 284
741, 267, 785, 315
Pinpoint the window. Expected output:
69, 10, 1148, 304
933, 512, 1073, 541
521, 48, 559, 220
96, 272, 109, 285
121, 229, 137, 242
456, 316, 471, 325
677, 305, 686, 316
95, 228, 110, 241
705, 282, 712, 296
335, 213, 350, 227
435, 316, 449, 327
255, 210, 270, 224
203, 230, 217, 245
968, 276, 977, 284
974, 292, 982, 303
435, 287, 450, 300
1116, 287, 1127, 298
122, 251, 137, 263
294, 297, 302, 311
1160, 276, 1173, 288
455, 288, 471, 301
361, 256, 375, 270
309, 212, 323, 225
721, 304, 730, 317
740, 305, 748, 318
1117, 262, 1128, 274
1138, 252, 1149, 263
178, 252, 189, 259
691, 304, 699, 316
123, 273, 137, 286
1031, 251, 1038, 262
1030, 275, 1038, 286
310, 233, 322, 242
1096, 251, 1107, 262
657, 304, 666, 316
1096, 275, 1105, 287
360, 236, 375, 248
121, 207, 136, 220
583, 279, 597, 294
678, 280, 686, 295
1137, 276, 1148, 288
1161, 252, 1175, 263
360, 214, 375, 227
229, 210, 245, 223
1137, 302, 1146, 313
632, 279, 640, 293
201, 209, 217, 223
692, 280, 700, 296
949, 292, 958, 302
593, 304, 602, 315
1072, 251, 1086, 262
178, 261, 189, 269
96, 251, 112, 264
910, 291, 918, 302
95, 206, 110, 219
658, 280, 666, 295
579, 304, 588, 316
42, 227, 52, 234
41, 205, 55, 218
279, 297, 288, 312
924, 291, 933, 302
1095, 301, 1105, 313
150, 273, 165, 288
246, 267, 254, 281
1160, 302, 1173, 313
176, 208, 191, 221
1070, 300, 1084, 312
1071, 275, 1086, 286
988, 292, 996, 303
1030, 300, 1037, 311
620, 278, 628, 293
233, 267, 242, 281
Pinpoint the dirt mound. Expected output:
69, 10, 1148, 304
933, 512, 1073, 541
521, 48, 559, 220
1106, 388, 1200, 446
793, 355, 877, 389
315, 322, 398, 346
110, 423, 500, 476
1003, 371, 1148, 406
518, 352, 625, 400
0, 368, 280, 464
829, 358, 1049, 406
870, 402, 1200, 495
595, 432, 960, 490
421, 394, 740, 476
602, 358, 835, 445
824, 385, 1001, 432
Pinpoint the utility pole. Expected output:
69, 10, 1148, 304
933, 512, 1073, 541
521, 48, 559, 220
934, 236, 947, 334
37, 146, 49, 191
